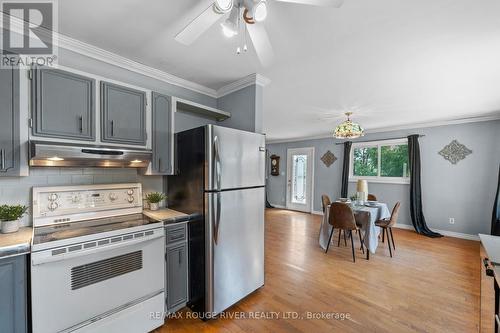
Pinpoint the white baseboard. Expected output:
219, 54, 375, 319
393, 224, 479, 241
268, 205, 479, 241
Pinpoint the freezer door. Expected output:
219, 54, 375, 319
206, 125, 265, 191
205, 187, 265, 315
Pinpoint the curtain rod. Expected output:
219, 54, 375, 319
334, 134, 425, 145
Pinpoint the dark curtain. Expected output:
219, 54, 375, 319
341, 141, 352, 198
407, 135, 442, 237
492, 164, 500, 236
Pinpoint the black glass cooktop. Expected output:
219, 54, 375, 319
33, 214, 158, 245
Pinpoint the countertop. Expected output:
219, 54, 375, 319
479, 234, 500, 283
0, 227, 32, 259
143, 208, 189, 224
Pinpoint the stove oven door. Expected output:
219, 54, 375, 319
31, 228, 165, 333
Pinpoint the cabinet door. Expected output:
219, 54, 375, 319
32, 68, 95, 140
0, 255, 27, 333
0, 68, 19, 176
167, 244, 188, 310
101, 82, 146, 146
151, 92, 173, 175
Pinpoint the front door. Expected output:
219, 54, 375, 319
286, 148, 314, 213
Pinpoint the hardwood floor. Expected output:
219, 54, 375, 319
155, 209, 480, 333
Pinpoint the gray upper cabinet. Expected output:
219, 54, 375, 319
0, 255, 28, 333
101, 82, 146, 146
32, 67, 95, 141
0, 68, 20, 176
151, 92, 173, 175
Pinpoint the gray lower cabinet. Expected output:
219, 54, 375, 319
151, 92, 174, 175
101, 81, 146, 146
0, 255, 28, 333
0, 68, 20, 176
165, 223, 188, 313
32, 67, 95, 140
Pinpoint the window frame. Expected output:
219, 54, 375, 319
349, 138, 410, 185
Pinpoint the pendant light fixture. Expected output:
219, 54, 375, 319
333, 112, 365, 139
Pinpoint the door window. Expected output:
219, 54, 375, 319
291, 154, 307, 204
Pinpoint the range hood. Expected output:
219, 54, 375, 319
29, 141, 152, 168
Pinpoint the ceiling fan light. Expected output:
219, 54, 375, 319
214, 0, 233, 13
252, 0, 267, 22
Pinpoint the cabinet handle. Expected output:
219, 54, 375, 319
78, 115, 83, 133
110, 120, 114, 137
0, 149, 4, 171
178, 250, 182, 265
158, 157, 161, 172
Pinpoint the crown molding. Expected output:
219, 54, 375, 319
266, 114, 500, 144
57, 34, 219, 97
216, 73, 271, 97
2, 12, 270, 99
3, 12, 232, 98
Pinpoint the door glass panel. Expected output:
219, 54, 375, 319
291, 154, 307, 204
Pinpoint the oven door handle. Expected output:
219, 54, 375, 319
32, 232, 163, 266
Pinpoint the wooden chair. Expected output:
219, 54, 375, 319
325, 203, 364, 262
321, 194, 331, 214
367, 194, 378, 201
375, 202, 400, 257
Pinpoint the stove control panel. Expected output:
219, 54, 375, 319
32, 184, 143, 225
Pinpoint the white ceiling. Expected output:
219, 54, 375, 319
58, 0, 500, 141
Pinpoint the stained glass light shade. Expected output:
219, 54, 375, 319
333, 112, 365, 139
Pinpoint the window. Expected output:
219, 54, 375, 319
350, 139, 410, 184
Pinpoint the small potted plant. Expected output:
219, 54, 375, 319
0, 205, 28, 234
145, 192, 167, 211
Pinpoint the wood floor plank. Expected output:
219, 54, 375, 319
155, 209, 480, 333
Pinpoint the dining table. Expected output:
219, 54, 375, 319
319, 201, 392, 257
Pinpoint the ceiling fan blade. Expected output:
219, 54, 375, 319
274, 0, 343, 7
247, 23, 274, 66
175, 3, 224, 45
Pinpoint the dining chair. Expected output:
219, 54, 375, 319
321, 194, 331, 214
375, 202, 400, 257
367, 194, 378, 201
325, 203, 364, 262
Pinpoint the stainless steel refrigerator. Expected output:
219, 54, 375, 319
167, 125, 265, 316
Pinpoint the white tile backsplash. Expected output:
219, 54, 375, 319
0, 167, 154, 227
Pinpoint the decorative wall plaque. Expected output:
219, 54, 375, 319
438, 140, 472, 164
321, 150, 337, 167
270, 155, 280, 176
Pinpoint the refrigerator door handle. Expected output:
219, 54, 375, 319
214, 191, 221, 244
214, 135, 222, 192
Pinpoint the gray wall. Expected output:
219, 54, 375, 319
217, 85, 263, 133
266, 120, 500, 236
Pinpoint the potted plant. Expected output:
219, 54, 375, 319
145, 192, 167, 211
0, 205, 28, 234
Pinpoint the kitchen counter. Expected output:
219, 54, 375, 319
0, 227, 32, 258
143, 208, 189, 224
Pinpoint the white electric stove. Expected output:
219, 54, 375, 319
31, 183, 165, 333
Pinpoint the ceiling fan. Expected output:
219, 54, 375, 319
175, 0, 344, 66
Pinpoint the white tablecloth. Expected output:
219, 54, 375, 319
319, 203, 391, 254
